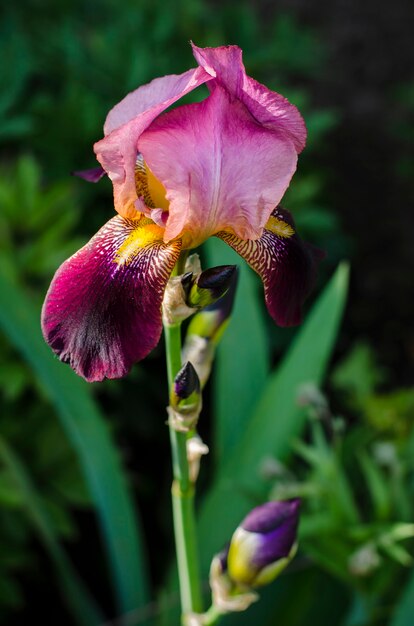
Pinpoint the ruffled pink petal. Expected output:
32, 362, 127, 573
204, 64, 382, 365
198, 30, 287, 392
41, 216, 181, 382
138, 86, 298, 245
93, 67, 211, 219
217, 207, 323, 326
192, 44, 306, 152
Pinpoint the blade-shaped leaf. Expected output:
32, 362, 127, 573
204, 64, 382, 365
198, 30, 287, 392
0, 270, 149, 619
204, 238, 270, 469
198, 263, 349, 574
390, 569, 414, 626
0, 436, 103, 626
163, 263, 349, 626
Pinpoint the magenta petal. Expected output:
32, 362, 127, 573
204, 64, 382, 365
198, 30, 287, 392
217, 207, 323, 326
41, 216, 181, 382
72, 166, 107, 183
192, 43, 306, 153
191, 44, 244, 91
94, 67, 212, 218
139, 86, 298, 244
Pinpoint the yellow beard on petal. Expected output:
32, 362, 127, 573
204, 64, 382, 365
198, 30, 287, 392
135, 156, 169, 212
145, 163, 169, 211
265, 215, 295, 238
114, 223, 165, 266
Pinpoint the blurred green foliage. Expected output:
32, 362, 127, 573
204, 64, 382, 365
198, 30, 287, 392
0, 157, 89, 618
0, 0, 411, 625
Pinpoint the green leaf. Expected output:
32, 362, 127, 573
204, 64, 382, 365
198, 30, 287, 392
391, 569, 414, 626
204, 238, 270, 469
0, 436, 103, 626
165, 262, 348, 626
331, 342, 385, 402
197, 263, 349, 575
358, 451, 391, 520
0, 270, 149, 619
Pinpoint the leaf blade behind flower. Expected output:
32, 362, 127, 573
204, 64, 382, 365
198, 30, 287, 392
204, 237, 270, 470
197, 263, 350, 574
390, 568, 414, 626
0, 435, 104, 626
0, 270, 149, 621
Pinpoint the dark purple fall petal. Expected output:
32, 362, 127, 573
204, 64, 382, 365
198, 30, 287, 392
72, 167, 107, 182
217, 207, 324, 327
41, 216, 181, 382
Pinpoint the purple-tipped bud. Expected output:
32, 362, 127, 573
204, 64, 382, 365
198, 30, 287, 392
185, 268, 238, 343
173, 361, 200, 401
72, 166, 106, 182
169, 362, 202, 431
186, 265, 237, 309
227, 499, 300, 587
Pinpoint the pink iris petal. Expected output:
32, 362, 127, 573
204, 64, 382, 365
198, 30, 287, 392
93, 67, 212, 219
217, 207, 323, 326
192, 43, 307, 152
41, 216, 181, 382
138, 86, 298, 245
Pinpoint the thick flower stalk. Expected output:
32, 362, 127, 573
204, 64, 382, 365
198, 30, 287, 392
42, 43, 320, 383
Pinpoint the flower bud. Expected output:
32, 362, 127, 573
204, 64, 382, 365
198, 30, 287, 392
186, 267, 238, 344
182, 269, 238, 387
168, 362, 202, 432
186, 265, 237, 309
227, 499, 300, 587
171, 361, 200, 404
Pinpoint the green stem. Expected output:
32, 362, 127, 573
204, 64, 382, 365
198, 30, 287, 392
201, 605, 223, 626
164, 320, 203, 618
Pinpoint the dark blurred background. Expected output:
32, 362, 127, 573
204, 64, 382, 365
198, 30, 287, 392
0, 0, 413, 624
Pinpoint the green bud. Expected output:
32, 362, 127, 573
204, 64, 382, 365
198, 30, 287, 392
186, 265, 237, 310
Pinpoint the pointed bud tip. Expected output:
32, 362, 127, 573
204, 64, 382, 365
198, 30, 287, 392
174, 361, 200, 399
241, 499, 301, 534
197, 265, 237, 296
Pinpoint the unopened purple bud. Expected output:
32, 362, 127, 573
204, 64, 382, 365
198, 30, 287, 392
227, 499, 300, 587
187, 265, 237, 309
169, 362, 202, 431
173, 361, 200, 400
196, 265, 236, 298
186, 268, 238, 342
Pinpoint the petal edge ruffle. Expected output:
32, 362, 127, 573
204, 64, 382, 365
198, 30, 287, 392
139, 87, 298, 245
191, 43, 306, 152
217, 207, 323, 326
42, 216, 181, 381
94, 67, 211, 219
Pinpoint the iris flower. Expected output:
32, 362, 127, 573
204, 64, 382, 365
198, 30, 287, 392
42, 44, 320, 382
